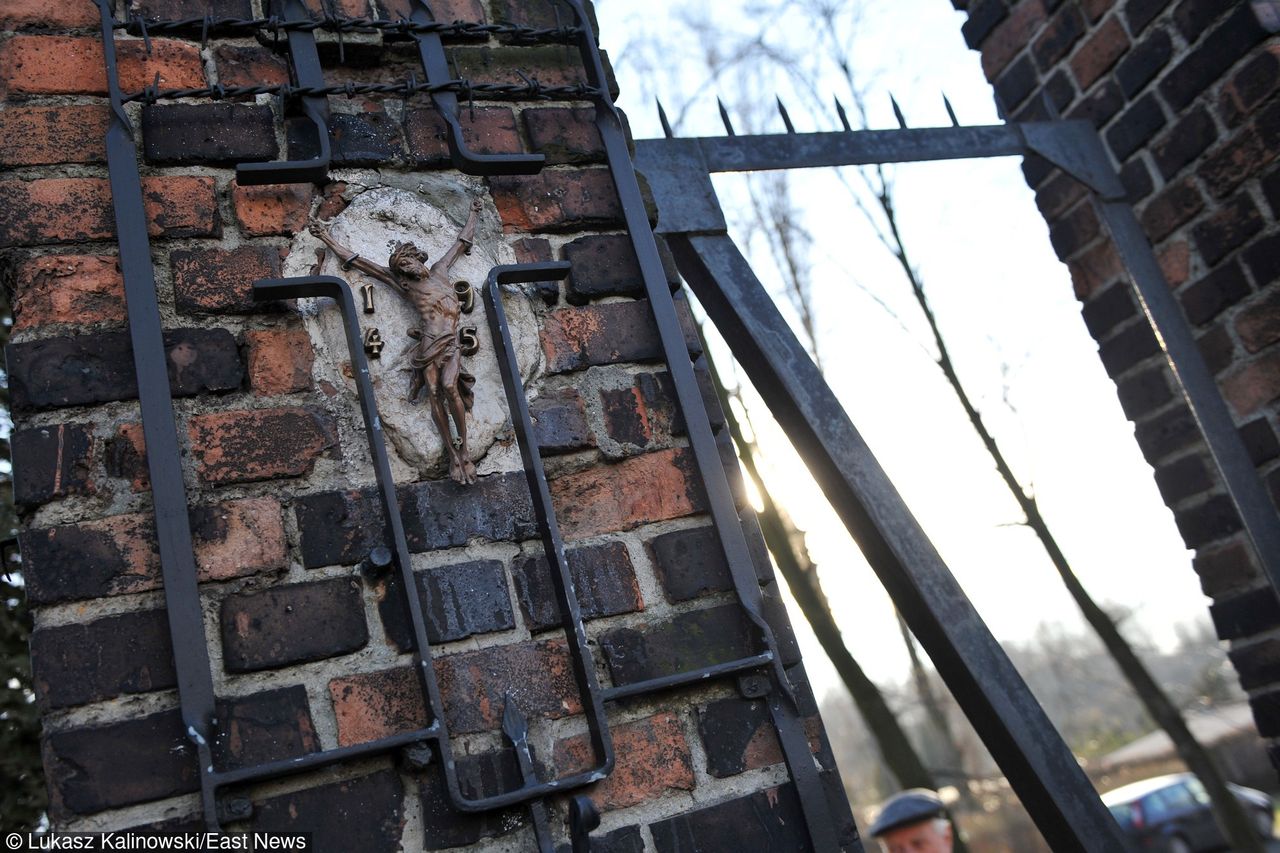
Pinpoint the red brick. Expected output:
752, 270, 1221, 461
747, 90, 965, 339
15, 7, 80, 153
231, 182, 314, 237
13, 255, 125, 331
1202, 124, 1277, 200
21, 497, 286, 604
171, 246, 281, 314
490, 168, 623, 232
0, 105, 110, 166
523, 107, 604, 164
1219, 45, 1280, 128
982, 0, 1047, 80
0, 36, 203, 97
316, 182, 349, 219
549, 448, 706, 540
1068, 238, 1123, 300
377, 0, 484, 22
330, 640, 581, 740
189, 407, 335, 485
1237, 290, 1280, 353
1158, 240, 1191, 288
246, 328, 315, 395
554, 713, 693, 810
0, 0, 100, 28
141, 176, 221, 239
404, 106, 521, 167
1070, 16, 1130, 91
213, 45, 289, 88
1081, 0, 1111, 22
1139, 176, 1205, 243
1223, 350, 1280, 417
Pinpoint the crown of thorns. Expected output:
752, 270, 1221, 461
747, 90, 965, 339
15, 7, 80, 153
389, 241, 427, 267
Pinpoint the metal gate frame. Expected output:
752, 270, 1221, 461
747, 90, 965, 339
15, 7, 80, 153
632, 108, 1280, 850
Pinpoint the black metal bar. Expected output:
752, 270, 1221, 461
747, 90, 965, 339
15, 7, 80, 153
667, 232, 1130, 850
503, 698, 554, 853
235, 0, 330, 185
211, 724, 442, 787
411, 0, 546, 175
122, 14, 580, 42
599, 653, 774, 702
96, 0, 219, 829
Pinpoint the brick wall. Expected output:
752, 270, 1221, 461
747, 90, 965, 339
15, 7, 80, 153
1, 1, 855, 848
954, 0, 1280, 766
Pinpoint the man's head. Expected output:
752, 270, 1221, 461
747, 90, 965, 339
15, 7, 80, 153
869, 789, 953, 853
390, 242, 428, 279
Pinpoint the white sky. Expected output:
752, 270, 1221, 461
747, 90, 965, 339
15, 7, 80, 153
594, 0, 1213, 695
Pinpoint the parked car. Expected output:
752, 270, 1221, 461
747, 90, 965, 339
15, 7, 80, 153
1101, 772, 1274, 851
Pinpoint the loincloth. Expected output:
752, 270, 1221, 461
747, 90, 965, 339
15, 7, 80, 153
407, 329, 475, 411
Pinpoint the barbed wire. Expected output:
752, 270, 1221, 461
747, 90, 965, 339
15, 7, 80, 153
122, 76, 600, 105
116, 14, 582, 46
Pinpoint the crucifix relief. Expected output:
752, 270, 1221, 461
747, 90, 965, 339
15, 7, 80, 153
310, 197, 484, 485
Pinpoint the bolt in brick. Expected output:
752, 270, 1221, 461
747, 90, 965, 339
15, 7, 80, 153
189, 406, 335, 485
378, 558, 514, 650
512, 541, 642, 632
12, 254, 125, 332
554, 712, 693, 810
600, 604, 756, 686
142, 104, 277, 165
549, 448, 707, 540
11, 422, 95, 507
7, 328, 242, 412
30, 609, 175, 710
490, 168, 624, 232
171, 246, 284, 315
221, 577, 369, 673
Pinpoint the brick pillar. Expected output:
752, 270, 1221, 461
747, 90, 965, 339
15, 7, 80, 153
954, 0, 1280, 766
2, 1, 856, 848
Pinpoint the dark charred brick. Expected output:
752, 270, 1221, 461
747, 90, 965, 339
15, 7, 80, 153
1120, 157, 1155, 203
1044, 68, 1077, 112
648, 525, 733, 602
1136, 404, 1200, 463
1197, 322, 1235, 376
1229, 638, 1280, 691
1251, 690, 1280, 737
378, 559, 514, 650
600, 372, 682, 451
252, 770, 404, 853
213, 44, 289, 88
1033, 4, 1085, 70
550, 448, 707, 540
650, 784, 814, 853
564, 234, 643, 304
1154, 453, 1213, 506
1152, 107, 1218, 180
1106, 93, 1168, 161
1193, 193, 1265, 266
189, 406, 335, 486
1098, 321, 1160, 375
435, 639, 580, 733
995, 55, 1037, 110
1221, 48, 1280, 127
1179, 259, 1251, 326
1065, 78, 1125, 128
1036, 171, 1088, 220
1173, 493, 1244, 549
133, 0, 252, 17
295, 472, 535, 568
420, 749, 525, 849
514, 236, 553, 264
142, 104, 277, 165
44, 709, 198, 817
962, 0, 1008, 48
289, 111, 403, 166
541, 301, 662, 373
1048, 202, 1101, 260
490, 168, 624, 233
1241, 418, 1280, 464
1070, 15, 1130, 90
1125, 0, 1165, 34
1140, 176, 1205, 242
7, 328, 242, 412
1212, 586, 1280, 640
530, 388, 593, 453
555, 712, 693, 810
30, 609, 174, 710
1116, 365, 1173, 420
404, 106, 522, 168
1081, 283, 1137, 339
698, 696, 783, 777
1194, 540, 1261, 598
213, 686, 319, 772
220, 577, 368, 672
171, 246, 283, 314
600, 604, 755, 686
11, 422, 94, 507
1161, 6, 1268, 111
1243, 233, 1280, 293
1173, 0, 1231, 42
1117, 27, 1173, 97
524, 106, 605, 164
513, 541, 643, 632
556, 827, 644, 853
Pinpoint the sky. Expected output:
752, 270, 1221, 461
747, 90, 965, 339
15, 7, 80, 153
592, 0, 1214, 695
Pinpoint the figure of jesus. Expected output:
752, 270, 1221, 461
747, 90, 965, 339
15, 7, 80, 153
310, 198, 483, 485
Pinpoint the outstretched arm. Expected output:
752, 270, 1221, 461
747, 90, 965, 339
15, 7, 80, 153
309, 221, 403, 293
432, 197, 482, 275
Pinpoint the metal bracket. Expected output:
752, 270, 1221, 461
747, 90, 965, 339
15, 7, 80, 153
410, 0, 546, 175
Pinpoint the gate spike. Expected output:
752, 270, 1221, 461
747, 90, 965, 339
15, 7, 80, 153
890, 93, 908, 129
776, 96, 796, 133
717, 97, 736, 136
655, 98, 674, 138
833, 95, 853, 131
943, 92, 960, 127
